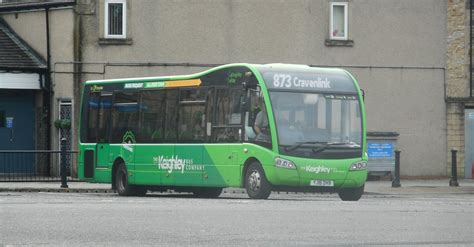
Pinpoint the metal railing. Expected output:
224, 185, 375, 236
0, 149, 78, 182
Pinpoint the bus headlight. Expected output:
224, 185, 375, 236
350, 161, 367, 171
275, 157, 296, 169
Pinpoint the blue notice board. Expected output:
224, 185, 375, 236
6, 117, 13, 129
368, 143, 393, 158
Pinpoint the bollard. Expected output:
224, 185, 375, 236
60, 138, 69, 188
392, 150, 401, 188
449, 149, 459, 187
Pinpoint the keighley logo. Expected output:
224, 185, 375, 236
303, 165, 333, 174
153, 155, 204, 174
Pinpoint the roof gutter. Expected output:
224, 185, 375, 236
0, 66, 47, 73
0, 1, 76, 13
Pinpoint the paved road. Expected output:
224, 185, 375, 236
1, 192, 473, 246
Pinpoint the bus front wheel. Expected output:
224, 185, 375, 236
337, 184, 364, 201
245, 162, 272, 199
115, 163, 147, 196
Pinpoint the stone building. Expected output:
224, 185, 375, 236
0, 0, 472, 178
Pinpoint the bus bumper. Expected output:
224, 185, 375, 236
264, 157, 367, 189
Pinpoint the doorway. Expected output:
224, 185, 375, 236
0, 90, 36, 173
465, 108, 474, 179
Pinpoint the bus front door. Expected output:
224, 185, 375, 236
96, 143, 109, 167
93, 93, 112, 182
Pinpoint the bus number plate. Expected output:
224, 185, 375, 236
310, 180, 334, 187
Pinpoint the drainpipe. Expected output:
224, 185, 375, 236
45, 7, 52, 152
71, 8, 83, 178
471, 0, 473, 98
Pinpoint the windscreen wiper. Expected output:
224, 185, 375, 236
284, 141, 328, 152
311, 141, 361, 154
284, 141, 360, 152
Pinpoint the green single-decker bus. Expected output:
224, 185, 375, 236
78, 63, 367, 201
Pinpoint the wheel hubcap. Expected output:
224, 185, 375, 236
248, 170, 261, 192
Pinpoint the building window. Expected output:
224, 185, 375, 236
330, 2, 348, 40
105, 0, 126, 39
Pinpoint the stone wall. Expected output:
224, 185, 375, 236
447, 0, 469, 98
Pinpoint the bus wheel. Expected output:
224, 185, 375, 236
245, 162, 271, 199
337, 184, 364, 201
192, 187, 223, 198
115, 163, 147, 196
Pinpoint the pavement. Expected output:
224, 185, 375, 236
0, 178, 473, 196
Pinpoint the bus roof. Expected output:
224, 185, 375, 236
84, 63, 358, 93
83, 63, 252, 85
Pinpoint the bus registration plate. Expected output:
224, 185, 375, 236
310, 180, 334, 187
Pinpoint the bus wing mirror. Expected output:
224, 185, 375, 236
360, 89, 365, 101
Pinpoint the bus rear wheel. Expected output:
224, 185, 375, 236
115, 163, 147, 196
192, 187, 223, 198
245, 162, 272, 199
337, 184, 364, 201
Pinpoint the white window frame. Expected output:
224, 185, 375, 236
329, 2, 348, 40
104, 0, 127, 39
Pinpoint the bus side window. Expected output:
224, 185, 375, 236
164, 89, 179, 142
86, 92, 112, 143
97, 93, 112, 143
86, 93, 100, 142
111, 91, 139, 143
212, 87, 242, 143
205, 87, 215, 141
178, 88, 206, 143
245, 87, 272, 149
138, 90, 166, 143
